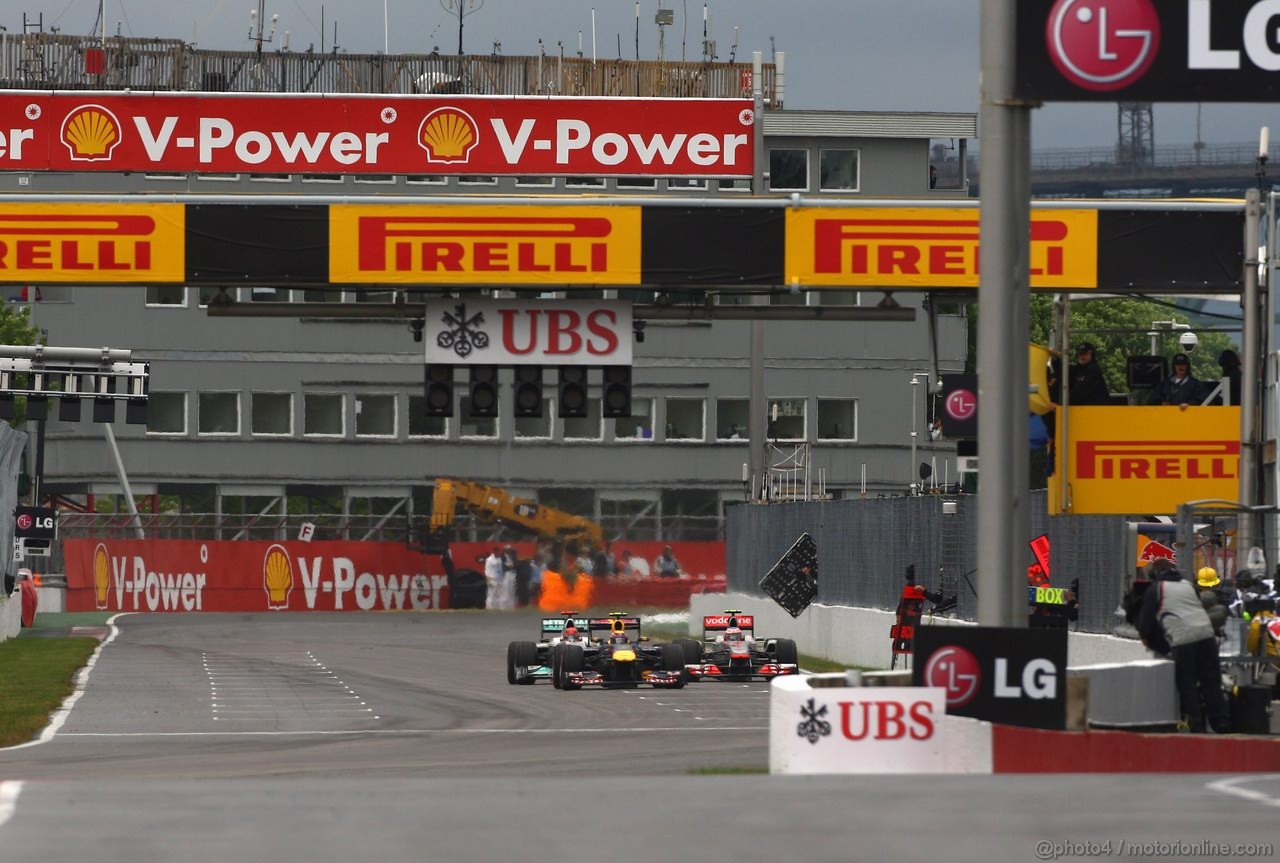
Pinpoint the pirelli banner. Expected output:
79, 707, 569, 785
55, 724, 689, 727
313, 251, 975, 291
1048, 406, 1241, 516
0, 202, 1242, 291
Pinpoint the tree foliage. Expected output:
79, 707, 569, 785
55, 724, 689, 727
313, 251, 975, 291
1, 304, 43, 428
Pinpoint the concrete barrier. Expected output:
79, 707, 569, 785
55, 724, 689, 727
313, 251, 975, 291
691, 591, 1155, 670
0, 590, 21, 643
1069, 660, 1178, 728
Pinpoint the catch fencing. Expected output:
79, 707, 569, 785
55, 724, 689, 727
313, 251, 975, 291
0, 424, 27, 592
726, 491, 1129, 634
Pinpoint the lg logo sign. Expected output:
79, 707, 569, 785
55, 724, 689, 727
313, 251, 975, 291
16, 513, 32, 531
15, 513, 52, 531
1046, 0, 1160, 92
923, 644, 1059, 707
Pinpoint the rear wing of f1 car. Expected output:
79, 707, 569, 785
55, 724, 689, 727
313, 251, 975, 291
588, 616, 642, 641
702, 613, 755, 641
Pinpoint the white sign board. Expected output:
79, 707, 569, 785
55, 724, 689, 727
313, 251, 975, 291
957, 456, 978, 475
770, 676, 948, 774
298, 522, 316, 543
423, 299, 632, 366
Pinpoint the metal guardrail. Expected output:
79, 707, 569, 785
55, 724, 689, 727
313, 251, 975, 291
1031, 142, 1273, 173
0, 33, 771, 99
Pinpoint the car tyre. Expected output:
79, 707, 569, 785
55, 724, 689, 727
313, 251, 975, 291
774, 638, 799, 666
506, 641, 519, 685
514, 640, 538, 685
560, 644, 584, 691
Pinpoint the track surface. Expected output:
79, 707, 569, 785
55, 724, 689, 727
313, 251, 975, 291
0, 611, 1276, 862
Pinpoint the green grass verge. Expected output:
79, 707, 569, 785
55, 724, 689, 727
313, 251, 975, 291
27, 612, 115, 631
0, 636, 99, 748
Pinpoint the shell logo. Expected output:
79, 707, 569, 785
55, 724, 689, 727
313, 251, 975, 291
93, 542, 110, 610
60, 104, 123, 162
263, 543, 294, 610
417, 107, 479, 164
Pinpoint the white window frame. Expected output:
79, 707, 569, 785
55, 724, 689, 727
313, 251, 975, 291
714, 397, 750, 442
816, 397, 858, 443
407, 394, 449, 439
458, 397, 500, 440
560, 397, 603, 442
144, 286, 188, 308
197, 391, 241, 437
355, 393, 398, 439
819, 148, 860, 192
145, 391, 187, 436
514, 398, 555, 441
768, 148, 810, 192
663, 397, 707, 443
303, 392, 346, 438
612, 396, 656, 443
766, 396, 808, 442
251, 391, 294, 437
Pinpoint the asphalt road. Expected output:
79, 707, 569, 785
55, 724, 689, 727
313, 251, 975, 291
0, 611, 1276, 863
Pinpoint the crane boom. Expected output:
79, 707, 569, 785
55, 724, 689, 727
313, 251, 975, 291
429, 479, 604, 549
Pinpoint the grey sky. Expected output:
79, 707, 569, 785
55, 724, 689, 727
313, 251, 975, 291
8, 0, 1272, 152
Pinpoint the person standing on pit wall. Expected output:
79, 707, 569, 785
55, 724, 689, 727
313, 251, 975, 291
483, 546, 504, 610
654, 545, 682, 578
1138, 558, 1232, 733
1147, 353, 1205, 409
1215, 349, 1242, 406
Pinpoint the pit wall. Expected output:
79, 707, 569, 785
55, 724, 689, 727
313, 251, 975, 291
0, 591, 20, 643
691, 591, 1153, 670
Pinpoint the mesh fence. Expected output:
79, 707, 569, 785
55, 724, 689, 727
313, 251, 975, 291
726, 490, 1129, 633
0, 425, 28, 590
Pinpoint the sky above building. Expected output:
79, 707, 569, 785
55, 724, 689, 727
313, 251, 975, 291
8, 0, 1274, 153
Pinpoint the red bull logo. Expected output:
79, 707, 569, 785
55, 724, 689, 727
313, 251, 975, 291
1137, 538, 1176, 564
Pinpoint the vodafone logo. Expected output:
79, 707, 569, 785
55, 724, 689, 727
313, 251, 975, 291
945, 389, 977, 422
1046, 0, 1160, 91
922, 645, 981, 707
16, 514, 32, 531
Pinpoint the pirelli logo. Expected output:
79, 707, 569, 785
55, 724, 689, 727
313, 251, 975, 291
0, 204, 185, 283
330, 205, 642, 284
1076, 440, 1239, 480
785, 208, 1098, 289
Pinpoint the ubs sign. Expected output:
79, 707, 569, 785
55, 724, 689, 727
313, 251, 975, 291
1017, 0, 1280, 101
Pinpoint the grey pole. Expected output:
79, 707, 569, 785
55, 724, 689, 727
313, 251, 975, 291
748, 51, 767, 494
103, 424, 145, 540
1239, 188, 1261, 553
978, 0, 1032, 627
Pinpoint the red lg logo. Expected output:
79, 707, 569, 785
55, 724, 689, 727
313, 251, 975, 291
945, 389, 977, 422
1046, 0, 1160, 91
16, 514, 32, 531
922, 645, 982, 708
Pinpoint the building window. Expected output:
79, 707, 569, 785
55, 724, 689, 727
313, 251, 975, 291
406, 175, 448, 185
458, 176, 497, 185
820, 149, 859, 191
566, 176, 606, 188
302, 288, 344, 303
767, 397, 806, 441
562, 398, 602, 440
515, 176, 554, 187
301, 174, 344, 183
458, 397, 498, 438
817, 399, 857, 441
198, 392, 240, 435
613, 397, 654, 441
147, 392, 186, 435
664, 398, 705, 441
408, 394, 447, 438
248, 173, 292, 182
617, 177, 657, 190
252, 392, 293, 436
145, 286, 186, 307
718, 178, 750, 192
355, 393, 396, 437
667, 178, 707, 190
768, 148, 808, 191
715, 398, 749, 441
353, 174, 395, 184
251, 287, 290, 302
514, 399, 553, 439
304, 393, 344, 437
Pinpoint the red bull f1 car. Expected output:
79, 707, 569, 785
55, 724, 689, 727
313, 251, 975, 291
679, 611, 800, 681
553, 613, 686, 690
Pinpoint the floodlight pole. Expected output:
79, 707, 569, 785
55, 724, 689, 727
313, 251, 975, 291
1239, 188, 1261, 554
748, 50, 767, 497
977, 0, 1031, 627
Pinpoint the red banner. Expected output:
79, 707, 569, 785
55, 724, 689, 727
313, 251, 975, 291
0, 92, 755, 177
63, 538, 725, 613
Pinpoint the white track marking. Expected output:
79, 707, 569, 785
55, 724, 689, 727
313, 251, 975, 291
1205, 774, 1280, 809
55, 726, 767, 738
3, 613, 133, 751
0, 781, 23, 828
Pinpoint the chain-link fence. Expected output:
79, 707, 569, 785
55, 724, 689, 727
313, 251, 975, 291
726, 491, 1129, 633
0, 425, 28, 591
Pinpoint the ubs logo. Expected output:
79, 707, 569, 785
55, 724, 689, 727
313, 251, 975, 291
921, 645, 981, 707
1046, 0, 1161, 91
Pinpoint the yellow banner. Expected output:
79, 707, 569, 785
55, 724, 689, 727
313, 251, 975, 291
1048, 406, 1241, 515
330, 205, 642, 285
785, 207, 1098, 289
0, 203, 184, 283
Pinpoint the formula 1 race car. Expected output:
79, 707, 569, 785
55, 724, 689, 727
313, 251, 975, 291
552, 612, 686, 690
677, 611, 800, 681
506, 613, 589, 685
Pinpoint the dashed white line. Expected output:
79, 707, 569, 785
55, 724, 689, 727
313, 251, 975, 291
0, 781, 23, 828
